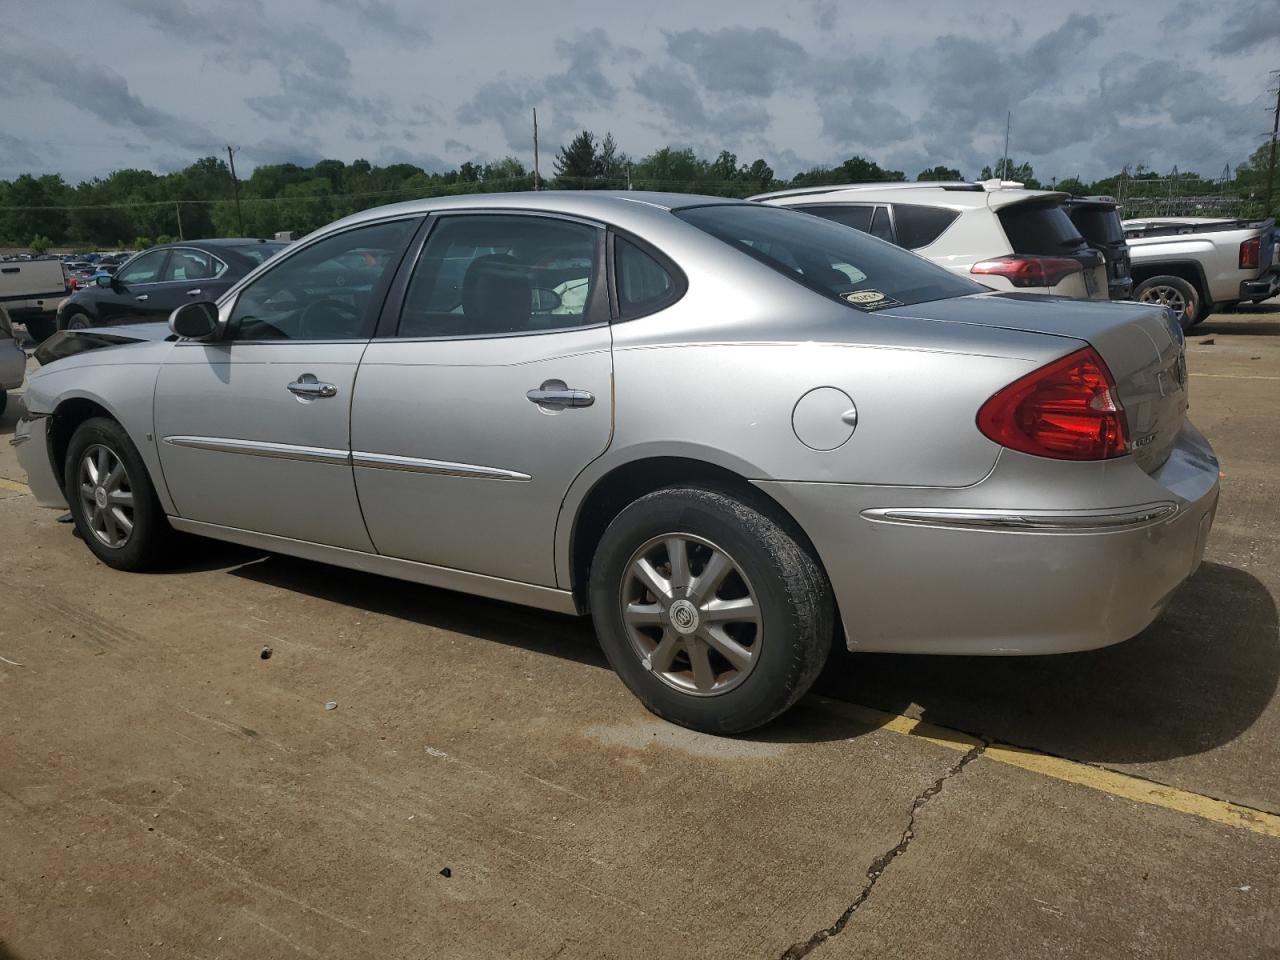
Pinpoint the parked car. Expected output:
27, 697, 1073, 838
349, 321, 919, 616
753, 181, 1110, 301
54, 239, 287, 332
1123, 216, 1279, 328
0, 256, 69, 342
15, 192, 1218, 734
1061, 197, 1132, 300
0, 305, 27, 416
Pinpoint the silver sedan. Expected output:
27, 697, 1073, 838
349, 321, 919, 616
14, 192, 1220, 733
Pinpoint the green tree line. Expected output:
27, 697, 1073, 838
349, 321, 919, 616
2, 133, 1274, 249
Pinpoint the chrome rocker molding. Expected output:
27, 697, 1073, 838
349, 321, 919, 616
167, 517, 578, 614
163, 436, 530, 481
861, 503, 1180, 532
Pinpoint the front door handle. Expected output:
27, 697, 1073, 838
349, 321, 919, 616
287, 374, 338, 400
135, 294, 149, 302
527, 380, 594, 409
186, 288, 203, 297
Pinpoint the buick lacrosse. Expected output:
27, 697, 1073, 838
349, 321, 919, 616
15, 192, 1219, 733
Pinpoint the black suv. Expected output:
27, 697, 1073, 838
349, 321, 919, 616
1060, 198, 1132, 300
54, 239, 287, 333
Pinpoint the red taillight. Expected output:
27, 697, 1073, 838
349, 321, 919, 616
977, 346, 1129, 461
67, 277, 77, 291
971, 255, 1084, 288
1239, 236, 1260, 270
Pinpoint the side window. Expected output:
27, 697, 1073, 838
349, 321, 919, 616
226, 219, 415, 341
162, 248, 219, 282
615, 237, 679, 317
799, 204, 875, 233
117, 250, 167, 285
398, 215, 600, 338
868, 206, 894, 242
891, 204, 960, 250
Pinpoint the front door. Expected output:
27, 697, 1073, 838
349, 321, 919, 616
154, 217, 420, 549
98, 249, 172, 325
351, 212, 614, 587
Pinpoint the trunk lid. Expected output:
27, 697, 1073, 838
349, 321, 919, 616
887, 292, 1189, 473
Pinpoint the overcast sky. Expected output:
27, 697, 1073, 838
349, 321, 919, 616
3, 0, 1278, 185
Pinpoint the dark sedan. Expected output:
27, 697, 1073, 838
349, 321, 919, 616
55, 239, 287, 332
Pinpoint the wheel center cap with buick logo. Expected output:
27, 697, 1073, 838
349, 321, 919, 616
669, 599, 700, 635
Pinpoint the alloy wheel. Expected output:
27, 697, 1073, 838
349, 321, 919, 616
619, 533, 762, 696
78, 444, 134, 548
1138, 284, 1188, 319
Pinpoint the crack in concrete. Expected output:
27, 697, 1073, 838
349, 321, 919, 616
777, 738, 990, 960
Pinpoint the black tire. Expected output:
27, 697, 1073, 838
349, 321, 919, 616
61, 311, 93, 331
588, 486, 834, 734
64, 417, 171, 571
23, 314, 56, 343
1134, 275, 1201, 331
0, 390, 7, 418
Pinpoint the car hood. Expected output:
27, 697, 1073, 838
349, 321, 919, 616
33, 322, 173, 366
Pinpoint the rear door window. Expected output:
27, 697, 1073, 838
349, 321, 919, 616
998, 202, 1088, 255
891, 204, 960, 250
797, 204, 875, 233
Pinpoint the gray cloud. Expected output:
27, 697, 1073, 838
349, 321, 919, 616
1211, 0, 1280, 53
632, 65, 771, 138
664, 27, 805, 98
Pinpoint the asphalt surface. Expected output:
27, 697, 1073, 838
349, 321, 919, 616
1, 305, 1278, 959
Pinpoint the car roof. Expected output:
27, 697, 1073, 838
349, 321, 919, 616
318, 190, 743, 236
751, 181, 1068, 211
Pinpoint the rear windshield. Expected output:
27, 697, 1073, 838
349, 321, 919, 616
675, 204, 984, 310
229, 242, 288, 265
1065, 205, 1125, 246
998, 202, 1088, 255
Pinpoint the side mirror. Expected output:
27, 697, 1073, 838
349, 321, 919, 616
95, 274, 113, 288
169, 300, 220, 340
530, 286, 563, 314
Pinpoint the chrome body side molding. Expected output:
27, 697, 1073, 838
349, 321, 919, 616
860, 503, 1179, 531
167, 517, 579, 615
163, 436, 531, 481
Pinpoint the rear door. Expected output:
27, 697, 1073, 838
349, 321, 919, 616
351, 212, 614, 587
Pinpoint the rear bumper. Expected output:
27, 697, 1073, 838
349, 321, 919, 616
0, 338, 24, 390
757, 422, 1220, 655
1240, 269, 1279, 301
12, 415, 67, 508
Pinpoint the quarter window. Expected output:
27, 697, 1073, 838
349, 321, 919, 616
868, 206, 893, 242
397, 215, 600, 338
116, 250, 167, 285
890, 204, 960, 250
615, 237, 678, 317
226, 219, 414, 341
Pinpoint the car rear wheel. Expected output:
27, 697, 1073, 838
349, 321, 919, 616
589, 486, 834, 734
1134, 275, 1202, 331
64, 417, 170, 571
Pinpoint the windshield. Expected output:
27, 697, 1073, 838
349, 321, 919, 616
230, 242, 288, 265
675, 204, 984, 310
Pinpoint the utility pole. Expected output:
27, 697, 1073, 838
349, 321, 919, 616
1266, 72, 1279, 216
226, 145, 244, 235
175, 201, 184, 241
532, 109, 541, 191
1001, 111, 1012, 181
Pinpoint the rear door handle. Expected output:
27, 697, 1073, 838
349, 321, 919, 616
287, 374, 338, 400
135, 294, 149, 302
526, 381, 594, 409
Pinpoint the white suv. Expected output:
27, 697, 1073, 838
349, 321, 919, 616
753, 181, 1109, 300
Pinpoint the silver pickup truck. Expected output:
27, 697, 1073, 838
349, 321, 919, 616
1123, 216, 1279, 329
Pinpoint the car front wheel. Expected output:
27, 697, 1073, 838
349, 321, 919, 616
65, 417, 170, 571
589, 486, 834, 734
62, 311, 93, 331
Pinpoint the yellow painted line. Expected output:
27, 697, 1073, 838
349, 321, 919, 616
0, 476, 30, 494
815, 698, 1280, 839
